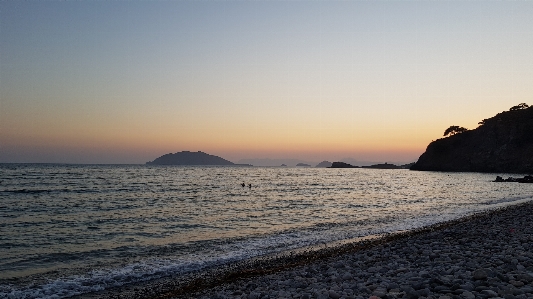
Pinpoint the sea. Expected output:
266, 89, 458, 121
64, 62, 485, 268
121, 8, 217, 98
1, 164, 533, 299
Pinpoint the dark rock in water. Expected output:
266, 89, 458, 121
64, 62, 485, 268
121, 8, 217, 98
494, 176, 505, 182
280, 164, 287, 167
296, 163, 311, 167
315, 161, 333, 168
329, 162, 358, 168
146, 151, 251, 166
494, 175, 533, 183
411, 105, 533, 173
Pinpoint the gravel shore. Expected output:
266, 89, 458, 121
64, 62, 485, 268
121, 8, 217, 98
185, 201, 533, 299
83, 201, 533, 299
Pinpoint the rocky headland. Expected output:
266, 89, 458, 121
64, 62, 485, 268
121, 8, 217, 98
411, 104, 533, 173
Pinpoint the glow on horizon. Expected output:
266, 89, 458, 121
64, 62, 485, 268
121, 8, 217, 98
1, 1, 532, 164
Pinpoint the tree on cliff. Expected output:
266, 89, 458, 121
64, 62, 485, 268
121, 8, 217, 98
443, 125, 468, 137
510, 103, 529, 111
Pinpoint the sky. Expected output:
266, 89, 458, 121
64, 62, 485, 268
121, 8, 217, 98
1, 1, 532, 164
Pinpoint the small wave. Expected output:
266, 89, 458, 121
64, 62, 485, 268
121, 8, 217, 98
481, 196, 532, 206
0, 188, 101, 194
1, 189, 51, 194
0, 253, 248, 299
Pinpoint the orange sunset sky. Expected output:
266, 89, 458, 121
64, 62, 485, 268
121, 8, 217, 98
1, 1, 532, 164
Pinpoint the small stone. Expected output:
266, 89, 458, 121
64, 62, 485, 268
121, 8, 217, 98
418, 288, 430, 297
372, 288, 387, 297
510, 280, 524, 287
328, 290, 341, 299
461, 291, 475, 299
473, 269, 488, 280
517, 273, 533, 283
403, 287, 419, 299
247, 293, 260, 299
512, 288, 525, 296
460, 283, 475, 291
342, 273, 353, 281
480, 289, 498, 297
387, 288, 402, 296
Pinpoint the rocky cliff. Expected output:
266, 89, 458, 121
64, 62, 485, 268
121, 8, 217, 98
411, 105, 533, 174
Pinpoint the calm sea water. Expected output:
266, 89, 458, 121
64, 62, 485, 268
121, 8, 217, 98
1, 164, 533, 298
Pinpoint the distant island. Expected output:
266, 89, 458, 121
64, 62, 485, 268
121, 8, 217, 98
329, 162, 359, 168
237, 158, 314, 167
329, 162, 414, 169
362, 163, 401, 169
315, 161, 332, 168
411, 103, 533, 173
146, 152, 417, 169
296, 163, 311, 167
146, 151, 252, 166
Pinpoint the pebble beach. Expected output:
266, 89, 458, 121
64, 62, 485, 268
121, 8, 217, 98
85, 200, 533, 299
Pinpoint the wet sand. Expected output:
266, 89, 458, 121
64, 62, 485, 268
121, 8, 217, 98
79, 200, 533, 299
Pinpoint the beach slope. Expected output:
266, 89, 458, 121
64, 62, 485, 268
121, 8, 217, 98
82, 201, 533, 299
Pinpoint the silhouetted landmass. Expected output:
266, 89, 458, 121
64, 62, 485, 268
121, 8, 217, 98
411, 105, 533, 173
296, 163, 311, 167
339, 158, 381, 167
362, 163, 401, 169
315, 161, 333, 168
146, 151, 251, 166
400, 162, 416, 169
494, 175, 533, 183
237, 158, 312, 167
329, 162, 359, 168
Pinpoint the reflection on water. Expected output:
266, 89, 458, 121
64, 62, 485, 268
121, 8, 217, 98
1, 164, 532, 298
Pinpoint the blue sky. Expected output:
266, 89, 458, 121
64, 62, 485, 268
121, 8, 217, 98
1, 1, 532, 164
